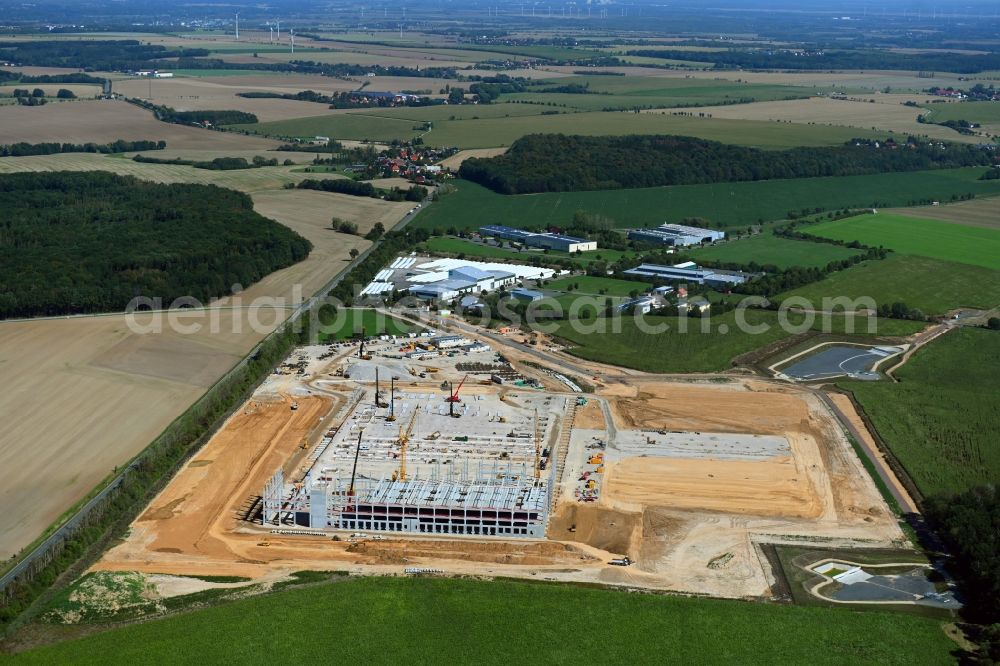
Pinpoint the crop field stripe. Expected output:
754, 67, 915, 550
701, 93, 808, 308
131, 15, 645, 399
806, 212, 1000, 270
688, 234, 864, 269
5, 577, 957, 665
412, 170, 1000, 231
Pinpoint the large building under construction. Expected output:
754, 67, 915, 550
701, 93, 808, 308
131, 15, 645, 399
263, 381, 564, 538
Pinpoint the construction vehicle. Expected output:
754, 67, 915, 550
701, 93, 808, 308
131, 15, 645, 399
426, 431, 441, 441
588, 453, 604, 465
576, 396, 588, 406
300, 438, 309, 450
425, 367, 440, 373
290, 402, 299, 411
445, 375, 468, 403
257, 541, 271, 547
391, 407, 419, 482
609, 556, 634, 567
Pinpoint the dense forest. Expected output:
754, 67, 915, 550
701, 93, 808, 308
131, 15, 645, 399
459, 134, 996, 194
127, 101, 259, 126
0, 39, 208, 71
926, 485, 1000, 625
0, 172, 312, 319
0, 139, 164, 157
626, 48, 1000, 74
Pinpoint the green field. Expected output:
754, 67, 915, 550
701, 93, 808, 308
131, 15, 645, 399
240, 109, 881, 149
317, 308, 418, 340
550, 309, 920, 373
924, 101, 1000, 125
780, 254, 1000, 314
689, 234, 864, 269
546, 275, 653, 296
233, 112, 424, 141
413, 170, 1000, 232
1, 577, 956, 665
807, 212, 1000, 270
841, 327, 1000, 497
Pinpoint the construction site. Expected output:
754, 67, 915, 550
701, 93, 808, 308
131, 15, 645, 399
92, 309, 908, 599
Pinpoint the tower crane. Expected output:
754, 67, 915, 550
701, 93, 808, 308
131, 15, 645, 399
533, 408, 542, 483
392, 407, 419, 482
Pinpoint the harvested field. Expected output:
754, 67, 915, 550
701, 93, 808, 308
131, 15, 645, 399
0, 312, 266, 561
0, 83, 101, 98
891, 197, 1000, 230
251, 188, 411, 239
0, 99, 279, 150
653, 96, 973, 142
437, 147, 508, 169
0, 153, 336, 193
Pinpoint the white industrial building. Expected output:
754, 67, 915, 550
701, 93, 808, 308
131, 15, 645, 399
624, 262, 749, 288
628, 223, 726, 247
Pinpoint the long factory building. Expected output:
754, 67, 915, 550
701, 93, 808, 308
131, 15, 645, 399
480, 225, 597, 253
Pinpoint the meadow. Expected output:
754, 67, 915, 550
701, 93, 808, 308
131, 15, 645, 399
841, 327, 1000, 498
550, 309, 916, 373
806, 212, 1000, 270
923, 100, 1000, 131
688, 234, 863, 269
413, 170, 1000, 232
780, 255, 1000, 314
317, 308, 418, 341
545, 275, 653, 296
1, 577, 956, 665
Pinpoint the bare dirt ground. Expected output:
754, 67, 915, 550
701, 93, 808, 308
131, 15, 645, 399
437, 147, 509, 169
550, 378, 904, 598
647, 96, 973, 142
891, 196, 1000, 230
573, 400, 606, 430
0, 99, 279, 150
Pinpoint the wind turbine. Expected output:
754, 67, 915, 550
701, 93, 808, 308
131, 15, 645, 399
235, 12, 240, 40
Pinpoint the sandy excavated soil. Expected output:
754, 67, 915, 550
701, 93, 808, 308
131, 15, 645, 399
96, 392, 596, 580
650, 97, 973, 142
891, 197, 1000, 230
0, 99, 279, 150
573, 400, 606, 430
554, 379, 904, 598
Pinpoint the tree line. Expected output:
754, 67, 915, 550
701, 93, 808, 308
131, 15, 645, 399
0, 171, 312, 319
133, 155, 290, 170
295, 178, 427, 202
0, 139, 165, 157
128, 99, 259, 126
459, 133, 995, 194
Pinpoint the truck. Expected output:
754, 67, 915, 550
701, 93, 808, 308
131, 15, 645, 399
609, 556, 633, 566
